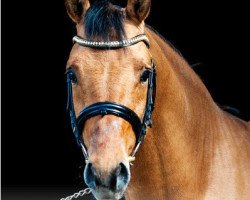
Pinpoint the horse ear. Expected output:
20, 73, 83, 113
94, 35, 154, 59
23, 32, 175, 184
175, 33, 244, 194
126, 0, 151, 24
65, 0, 90, 23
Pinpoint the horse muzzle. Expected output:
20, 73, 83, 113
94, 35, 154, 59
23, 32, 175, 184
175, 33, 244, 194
84, 162, 130, 200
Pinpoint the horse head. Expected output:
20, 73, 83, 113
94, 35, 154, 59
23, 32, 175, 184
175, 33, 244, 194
65, 0, 152, 199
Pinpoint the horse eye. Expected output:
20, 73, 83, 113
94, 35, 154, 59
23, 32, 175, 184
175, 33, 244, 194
140, 69, 151, 82
67, 69, 78, 84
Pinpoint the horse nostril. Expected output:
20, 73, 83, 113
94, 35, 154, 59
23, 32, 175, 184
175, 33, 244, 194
109, 173, 118, 190
119, 163, 129, 179
84, 163, 97, 189
107, 163, 129, 191
115, 163, 129, 191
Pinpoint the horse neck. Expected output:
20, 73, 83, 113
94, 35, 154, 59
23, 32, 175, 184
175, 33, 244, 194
126, 27, 223, 199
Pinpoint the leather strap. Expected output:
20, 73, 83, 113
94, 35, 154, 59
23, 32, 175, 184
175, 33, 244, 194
77, 102, 142, 145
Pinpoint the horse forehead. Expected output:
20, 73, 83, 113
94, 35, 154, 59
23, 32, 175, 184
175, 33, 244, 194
69, 48, 147, 73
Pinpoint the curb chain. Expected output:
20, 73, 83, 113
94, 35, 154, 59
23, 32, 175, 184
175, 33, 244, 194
60, 188, 92, 200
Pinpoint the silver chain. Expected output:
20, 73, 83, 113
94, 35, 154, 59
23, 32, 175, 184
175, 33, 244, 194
60, 188, 92, 200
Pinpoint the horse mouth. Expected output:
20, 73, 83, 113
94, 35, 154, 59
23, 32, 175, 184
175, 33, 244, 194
91, 186, 125, 200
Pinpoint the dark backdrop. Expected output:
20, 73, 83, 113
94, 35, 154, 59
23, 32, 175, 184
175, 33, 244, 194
2, 0, 249, 199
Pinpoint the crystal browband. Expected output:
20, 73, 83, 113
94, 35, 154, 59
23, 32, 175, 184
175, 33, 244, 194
72, 34, 150, 49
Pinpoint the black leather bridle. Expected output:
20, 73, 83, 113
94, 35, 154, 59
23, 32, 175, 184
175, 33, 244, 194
66, 34, 156, 161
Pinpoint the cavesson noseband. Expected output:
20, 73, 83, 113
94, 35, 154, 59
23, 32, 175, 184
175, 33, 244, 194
66, 34, 156, 162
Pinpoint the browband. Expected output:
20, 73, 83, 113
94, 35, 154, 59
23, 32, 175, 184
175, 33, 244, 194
73, 34, 150, 49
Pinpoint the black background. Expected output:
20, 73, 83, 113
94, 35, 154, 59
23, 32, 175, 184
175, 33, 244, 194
2, 0, 250, 198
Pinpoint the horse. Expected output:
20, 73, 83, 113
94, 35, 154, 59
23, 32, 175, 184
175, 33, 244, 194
64, 0, 250, 199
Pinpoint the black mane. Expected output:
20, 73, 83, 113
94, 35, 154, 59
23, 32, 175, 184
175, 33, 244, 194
84, 0, 126, 41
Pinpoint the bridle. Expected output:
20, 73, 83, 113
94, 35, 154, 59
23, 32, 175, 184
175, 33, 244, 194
66, 34, 156, 162
66, 34, 156, 161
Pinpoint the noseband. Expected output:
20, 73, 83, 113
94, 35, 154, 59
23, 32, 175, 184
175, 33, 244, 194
66, 34, 156, 162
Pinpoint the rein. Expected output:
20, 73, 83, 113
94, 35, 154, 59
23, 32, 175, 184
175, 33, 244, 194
66, 34, 156, 162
